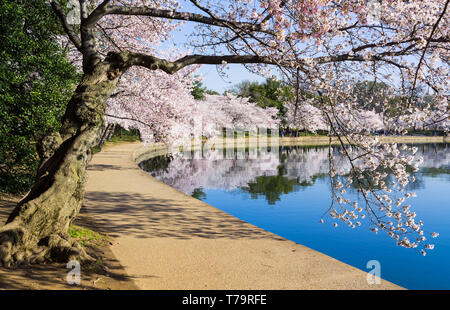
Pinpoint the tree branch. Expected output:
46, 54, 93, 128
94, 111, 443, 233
124, 52, 277, 74
79, 1, 101, 72
50, 0, 82, 52
85, 5, 271, 34
410, 0, 449, 100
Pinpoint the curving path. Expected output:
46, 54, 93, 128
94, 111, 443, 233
83, 142, 402, 289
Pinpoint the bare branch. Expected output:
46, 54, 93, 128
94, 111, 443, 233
85, 5, 271, 34
123, 52, 277, 74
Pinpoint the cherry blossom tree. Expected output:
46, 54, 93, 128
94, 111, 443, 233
194, 93, 279, 136
397, 106, 450, 132
355, 109, 385, 133
105, 69, 279, 144
285, 99, 328, 132
104, 63, 202, 144
0, 0, 448, 266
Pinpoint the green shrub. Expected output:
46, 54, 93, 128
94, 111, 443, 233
0, 0, 79, 193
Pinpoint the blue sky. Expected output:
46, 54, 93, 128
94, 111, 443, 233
162, 1, 266, 94
161, 2, 417, 94
162, 1, 429, 94
169, 23, 266, 93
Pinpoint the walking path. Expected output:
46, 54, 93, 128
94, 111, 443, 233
83, 141, 402, 289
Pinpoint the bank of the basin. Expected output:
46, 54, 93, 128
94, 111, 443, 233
134, 135, 449, 163
83, 141, 405, 289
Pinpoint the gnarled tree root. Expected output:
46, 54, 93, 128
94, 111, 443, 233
0, 223, 93, 268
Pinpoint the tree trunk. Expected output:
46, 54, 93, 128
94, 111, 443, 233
0, 53, 126, 267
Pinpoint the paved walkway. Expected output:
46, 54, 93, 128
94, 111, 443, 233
83, 142, 402, 289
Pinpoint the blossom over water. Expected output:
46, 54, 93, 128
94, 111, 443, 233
141, 143, 448, 256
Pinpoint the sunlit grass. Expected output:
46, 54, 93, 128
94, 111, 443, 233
68, 225, 107, 247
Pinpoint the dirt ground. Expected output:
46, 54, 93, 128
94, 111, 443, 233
0, 194, 138, 290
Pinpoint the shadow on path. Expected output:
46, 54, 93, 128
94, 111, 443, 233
0, 197, 138, 290
83, 191, 284, 241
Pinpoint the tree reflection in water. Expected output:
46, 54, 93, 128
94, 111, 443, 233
139, 143, 449, 252
140, 144, 449, 201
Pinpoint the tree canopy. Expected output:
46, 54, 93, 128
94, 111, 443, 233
229, 77, 293, 119
191, 79, 219, 100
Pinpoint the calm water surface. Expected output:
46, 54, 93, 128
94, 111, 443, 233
139, 143, 450, 289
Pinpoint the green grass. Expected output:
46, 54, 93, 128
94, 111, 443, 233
68, 225, 107, 247
109, 135, 140, 142
92, 146, 102, 154
93, 127, 141, 154
92, 134, 140, 154
68, 225, 110, 273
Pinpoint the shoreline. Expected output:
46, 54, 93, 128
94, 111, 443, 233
134, 135, 449, 163
81, 141, 403, 289
1, 135, 444, 289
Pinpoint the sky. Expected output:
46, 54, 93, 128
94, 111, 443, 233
168, 23, 266, 94
163, 0, 434, 95
162, 0, 267, 94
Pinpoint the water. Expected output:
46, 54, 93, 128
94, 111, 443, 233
139, 143, 450, 289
